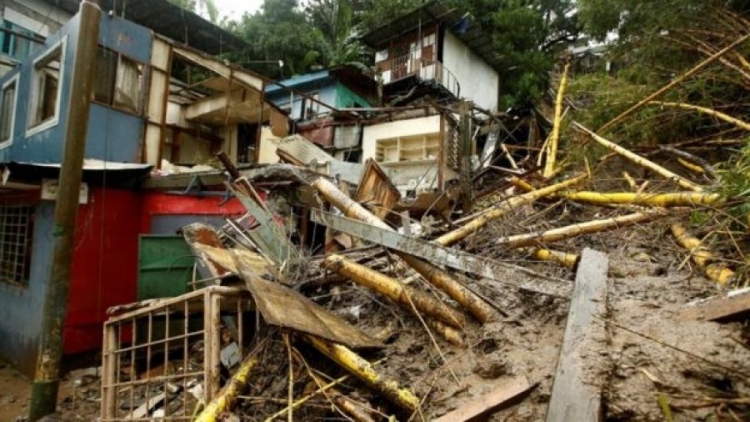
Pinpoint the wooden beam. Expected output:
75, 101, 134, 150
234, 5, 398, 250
678, 287, 750, 322
433, 376, 534, 422
547, 248, 609, 422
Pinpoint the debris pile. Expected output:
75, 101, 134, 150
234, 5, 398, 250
94, 78, 750, 421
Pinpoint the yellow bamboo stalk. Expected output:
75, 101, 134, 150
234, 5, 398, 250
544, 62, 571, 178
263, 374, 351, 422
651, 101, 750, 132
509, 176, 536, 192
498, 211, 664, 248
307, 336, 420, 412
563, 191, 721, 207
428, 320, 464, 347
434, 173, 588, 247
195, 356, 259, 422
322, 254, 465, 328
531, 248, 579, 269
622, 171, 637, 191
677, 157, 705, 174
671, 224, 735, 285
313, 177, 495, 323
598, 33, 750, 132
573, 123, 703, 192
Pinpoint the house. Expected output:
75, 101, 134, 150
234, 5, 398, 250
262, 65, 378, 163
0, 1, 286, 376
361, 1, 501, 112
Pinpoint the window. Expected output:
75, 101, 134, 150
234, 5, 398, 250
0, 204, 34, 286
0, 75, 18, 147
303, 92, 321, 120
0, 21, 36, 61
93, 47, 145, 114
28, 37, 66, 135
375, 133, 441, 164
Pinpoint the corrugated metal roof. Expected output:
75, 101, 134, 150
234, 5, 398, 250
265, 70, 333, 94
361, 1, 502, 73
40, 0, 247, 55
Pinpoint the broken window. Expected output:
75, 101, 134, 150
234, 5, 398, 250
0, 204, 34, 286
0, 75, 18, 146
93, 47, 144, 115
28, 39, 64, 133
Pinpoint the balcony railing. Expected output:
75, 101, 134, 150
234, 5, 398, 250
383, 57, 461, 99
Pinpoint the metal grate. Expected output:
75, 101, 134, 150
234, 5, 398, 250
101, 287, 255, 421
0, 204, 33, 285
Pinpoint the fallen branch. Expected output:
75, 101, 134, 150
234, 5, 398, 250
659, 145, 718, 179
322, 254, 465, 328
498, 211, 665, 248
530, 248, 579, 269
574, 123, 703, 192
313, 177, 496, 323
307, 336, 420, 412
597, 33, 750, 132
651, 101, 750, 131
195, 355, 259, 422
563, 191, 721, 207
671, 224, 735, 285
544, 62, 571, 178
435, 174, 588, 246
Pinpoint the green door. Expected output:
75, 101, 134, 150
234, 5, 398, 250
137, 235, 195, 300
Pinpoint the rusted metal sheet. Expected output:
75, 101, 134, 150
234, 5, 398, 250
233, 253, 382, 350
354, 159, 401, 219
298, 121, 335, 146
311, 210, 573, 298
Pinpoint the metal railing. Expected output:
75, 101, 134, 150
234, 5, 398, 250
386, 56, 461, 98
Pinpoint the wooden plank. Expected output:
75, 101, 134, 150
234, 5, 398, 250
678, 287, 750, 321
546, 248, 609, 422
433, 376, 534, 422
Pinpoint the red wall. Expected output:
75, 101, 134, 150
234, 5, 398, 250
140, 192, 248, 232
64, 188, 142, 354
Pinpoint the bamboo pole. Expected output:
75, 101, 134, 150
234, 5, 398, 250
307, 336, 420, 412
597, 33, 750, 132
531, 248, 579, 269
498, 211, 664, 248
434, 173, 588, 247
322, 254, 465, 328
263, 374, 351, 422
573, 123, 704, 192
651, 101, 750, 131
677, 157, 705, 174
509, 176, 536, 192
563, 191, 721, 207
544, 62, 571, 178
195, 356, 259, 422
428, 320, 464, 347
313, 177, 495, 323
671, 224, 735, 285
622, 172, 637, 191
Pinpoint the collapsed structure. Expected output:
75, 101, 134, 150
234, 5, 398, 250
0, 1, 749, 421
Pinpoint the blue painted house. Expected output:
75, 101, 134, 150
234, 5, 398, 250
265, 65, 377, 122
0, 2, 285, 376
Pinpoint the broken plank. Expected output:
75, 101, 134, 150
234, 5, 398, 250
547, 248, 609, 422
433, 376, 534, 422
311, 210, 573, 298
127, 392, 167, 419
678, 287, 750, 322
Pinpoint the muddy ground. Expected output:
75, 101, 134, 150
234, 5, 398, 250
1, 191, 749, 421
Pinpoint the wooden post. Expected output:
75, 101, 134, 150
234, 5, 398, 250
546, 248, 609, 422
29, 1, 101, 419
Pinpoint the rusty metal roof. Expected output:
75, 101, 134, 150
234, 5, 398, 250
41, 0, 247, 55
361, 1, 501, 72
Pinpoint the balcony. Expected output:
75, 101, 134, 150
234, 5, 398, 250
380, 58, 460, 99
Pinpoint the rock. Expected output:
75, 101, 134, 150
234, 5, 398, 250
473, 352, 512, 379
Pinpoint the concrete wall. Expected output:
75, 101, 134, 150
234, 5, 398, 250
442, 31, 499, 112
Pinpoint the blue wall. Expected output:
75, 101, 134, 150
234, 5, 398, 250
0, 200, 54, 375
0, 13, 152, 164
265, 72, 338, 121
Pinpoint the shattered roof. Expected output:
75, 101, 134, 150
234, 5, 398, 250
41, 0, 247, 55
361, 1, 501, 73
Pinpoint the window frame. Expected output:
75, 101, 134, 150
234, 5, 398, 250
0, 73, 19, 149
0, 202, 35, 288
26, 36, 67, 137
92, 45, 147, 116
